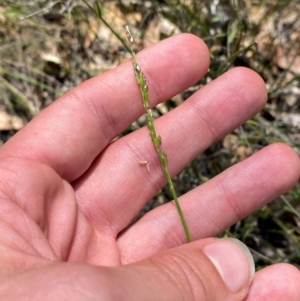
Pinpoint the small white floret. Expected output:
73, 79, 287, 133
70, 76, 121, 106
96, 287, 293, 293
139, 160, 151, 173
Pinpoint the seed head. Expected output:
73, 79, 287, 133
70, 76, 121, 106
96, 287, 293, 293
125, 25, 134, 45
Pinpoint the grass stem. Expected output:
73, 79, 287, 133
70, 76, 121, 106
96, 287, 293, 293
125, 26, 192, 242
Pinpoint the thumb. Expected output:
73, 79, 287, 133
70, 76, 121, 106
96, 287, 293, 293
0, 238, 254, 300
114, 238, 255, 301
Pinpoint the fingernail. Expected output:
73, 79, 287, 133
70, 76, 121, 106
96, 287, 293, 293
203, 238, 255, 292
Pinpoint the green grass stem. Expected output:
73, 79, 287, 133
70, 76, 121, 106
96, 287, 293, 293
125, 26, 192, 242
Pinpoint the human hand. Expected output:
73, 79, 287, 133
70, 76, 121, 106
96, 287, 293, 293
0, 34, 299, 300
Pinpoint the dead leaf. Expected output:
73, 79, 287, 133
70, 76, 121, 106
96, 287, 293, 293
0, 110, 24, 131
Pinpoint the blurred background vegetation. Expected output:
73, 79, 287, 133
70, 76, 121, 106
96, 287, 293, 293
0, 0, 299, 270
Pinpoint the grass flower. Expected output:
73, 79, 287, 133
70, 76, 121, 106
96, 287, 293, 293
125, 26, 192, 242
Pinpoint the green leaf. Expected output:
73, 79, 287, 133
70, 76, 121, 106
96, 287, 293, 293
228, 26, 238, 44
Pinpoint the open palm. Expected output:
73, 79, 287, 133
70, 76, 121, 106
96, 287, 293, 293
0, 34, 299, 300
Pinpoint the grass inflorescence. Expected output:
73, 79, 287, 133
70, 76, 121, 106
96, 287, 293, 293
125, 25, 192, 243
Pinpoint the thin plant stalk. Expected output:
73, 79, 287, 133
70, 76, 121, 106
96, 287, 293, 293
125, 26, 192, 242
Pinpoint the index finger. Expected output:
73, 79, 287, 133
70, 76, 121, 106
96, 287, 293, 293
0, 34, 210, 181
